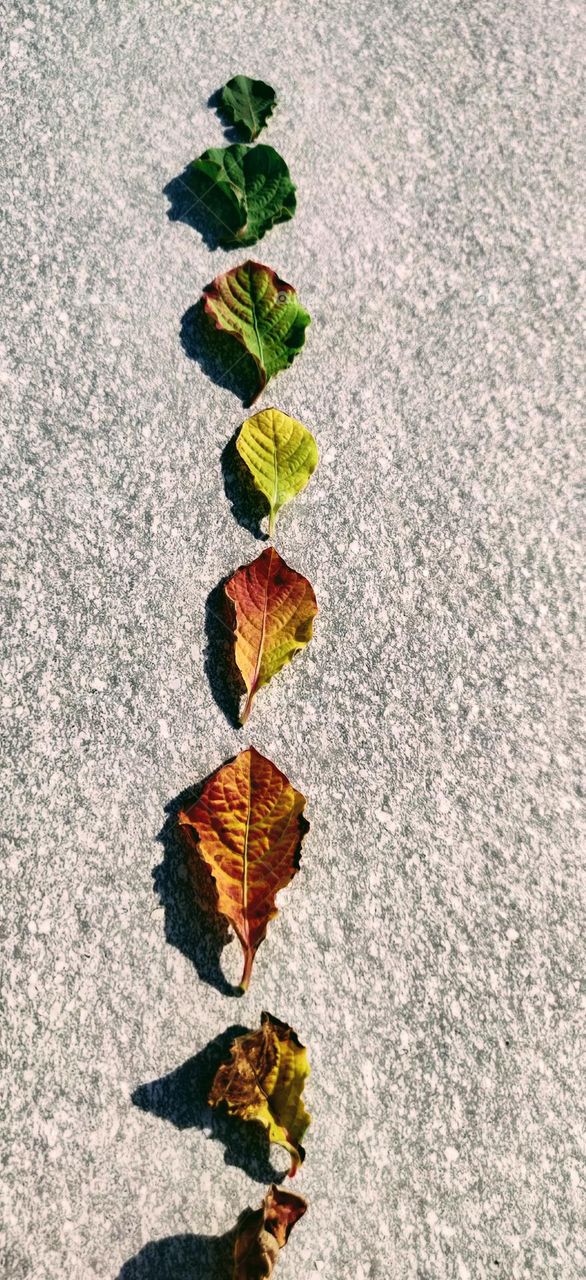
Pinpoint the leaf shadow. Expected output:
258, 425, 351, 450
163, 167, 225, 250
131, 1026, 286, 1185
153, 776, 241, 997
207, 87, 248, 143
203, 576, 244, 731
180, 300, 260, 407
221, 428, 269, 540
116, 1229, 234, 1280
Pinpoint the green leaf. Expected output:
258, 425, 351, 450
236, 408, 318, 535
220, 75, 276, 141
186, 144, 296, 248
203, 260, 311, 405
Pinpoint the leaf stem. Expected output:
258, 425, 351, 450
239, 946, 255, 992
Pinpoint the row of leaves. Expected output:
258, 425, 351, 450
186, 76, 311, 406
176, 78, 316, 1275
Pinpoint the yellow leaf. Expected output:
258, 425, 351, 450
236, 407, 319, 535
209, 1011, 311, 1175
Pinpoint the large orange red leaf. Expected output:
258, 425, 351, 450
178, 748, 308, 991
225, 547, 317, 724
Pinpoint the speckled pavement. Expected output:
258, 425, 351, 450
1, 2, 584, 1277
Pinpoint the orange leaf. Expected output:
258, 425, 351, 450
178, 748, 308, 991
225, 547, 317, 724
234, 1184, 307, 1278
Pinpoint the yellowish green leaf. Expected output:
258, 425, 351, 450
236, 407, 318, 535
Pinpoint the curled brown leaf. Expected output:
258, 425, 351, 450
234, 1184, 307, 1278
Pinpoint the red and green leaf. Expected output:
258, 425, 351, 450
203, 260, 311, 404
225, 547, 317, 723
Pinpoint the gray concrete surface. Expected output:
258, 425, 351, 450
1, 1, 584, 1277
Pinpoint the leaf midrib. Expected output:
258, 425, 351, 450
241, 79, 258, 137
242, 748, 252, 932
250, 545, 273, 708
247, 262, 265, 369
270, 413, 279, 515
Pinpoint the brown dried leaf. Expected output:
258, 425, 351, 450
234, 1184, 307, 1279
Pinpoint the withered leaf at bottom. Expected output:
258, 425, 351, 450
234, 1184, 307, 1279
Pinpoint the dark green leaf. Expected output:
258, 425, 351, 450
220, 75, 276, 141
186, 144, 296, 248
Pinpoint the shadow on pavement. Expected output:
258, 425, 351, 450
207, 86, 244, 142
203, 575, 244, 730
180, 301, 260, 407
153, 777, 240, 997
116, 1227, 235, 1279
131, 1026, 284, 1184
221, 428, 269, 540
163, 168, 223, 250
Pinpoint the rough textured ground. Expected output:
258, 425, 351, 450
1, 1, 584, 1277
